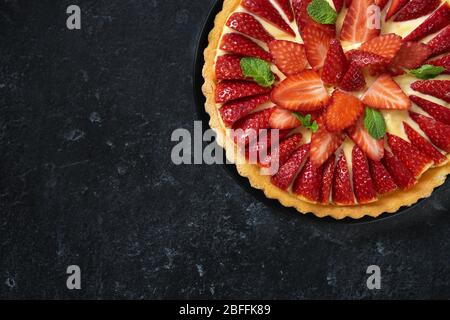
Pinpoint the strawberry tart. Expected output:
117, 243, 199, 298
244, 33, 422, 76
202, 0, 450, 219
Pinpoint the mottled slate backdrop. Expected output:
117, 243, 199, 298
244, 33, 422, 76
0, 0, 449, 300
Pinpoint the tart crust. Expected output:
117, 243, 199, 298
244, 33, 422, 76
202, 0, 450, 219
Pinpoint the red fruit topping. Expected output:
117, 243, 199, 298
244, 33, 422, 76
293, 159, 323, 203
325, 90, 364, 132
346, 50, 388, 68
291, 0, 336, 37
361, 74, 411, 110
386, 0, 409, 21
387, 133, 433, 178
261, 133, 303, 168
368, 160, 398, 195
220, 33, 272, 62
382, 151, 417, 190
411, 80, 450, 103
410, 95, 450, 125
216, 55, 245, 81
271, 70, 330, 112
320, 155, 336, 204
226, 12, 274, 44
352, 145, 378, 204
410, 111, 450, 152
269, 40, 307, 76
219, 93, 271, 126
360, 34, 403, 62
216, 80, 272, 103
403, 122, 448, 166
347, 119, 385, 161
340, 0, 380, 44
269, 107, 301, 129
302, 24, 334, 70
241, 0, 296, 37
375, 0, 389, 10
394, 0, 440, 22
275, 0, 294, 21
428, 25, 450, 57
339, 63, 366, 92
333, 152, 355, 206
310, 120, 345, 167
247, 129, 291, 163
321, 39, 349, 86
388, 42, 432, 75
333, 0, 344, 12
428, 55, 450, 74
271, 143, 310, 189
233, 108, 274, 143
404, 2, 450, 42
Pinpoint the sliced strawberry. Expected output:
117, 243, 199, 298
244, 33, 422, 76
428, 25, 450, 57
347, 119, 385, 161
428, 55, 450, 74
269, 40, 307, 76
269, 107, 301, 129
293, 159, 323, 203
339, 63, 366, 92
352, 145, 377, 204
275, 0, 294, 21
404, 2, 450, 42
271, 143, 310, 189
403, 122, 448, 166
361, 74, 411, 110
241, 0, 295, 37
333, 0, 344, 12
320, 155, 336, 204
394, 0, 440, 22
387, 133, 433, 178
340, 0, 380, 44
216, 55, 245, 81
302, 24, 334, 70
411, 80, 450, 103
345, 0, 352, 8
368, 159, 398, 195
291, 0, 336, 37
233, 107, 274, 145
410, 111, 450, 152
321, 39, 349, 86
271, 70, 330, 112
333, 151, 355, 206
310, 120, 345, 166
219, 93, 271, 126
385, 0, 409, 21
360, 34, 403, 61
226, 12, 274, 44
216, 80, 272, 103
261, 133, 303, 168
324, 90, 364, 132
220, 33, 272, 62
410, 95, 450, 125
346, 50, 388, 68
246, 129, 291, 163
375, 0, 389, 10
388, 42, 432, 75
382, 151, 417, 190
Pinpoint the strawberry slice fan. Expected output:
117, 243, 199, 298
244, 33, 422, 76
202, 0, 450, 219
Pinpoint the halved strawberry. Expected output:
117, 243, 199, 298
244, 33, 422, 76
216, 80, 272, 103
333, 151, 355, 206
226, 12, 274, 44
271, 70, 330, 112
352, 145, 377, 204
410, 111, 450, 152
233, 107, 275, 145
302, 24, 333, 70
220, 93, 271, 126
361, 74, 411, 110
269, 40, 307, 76
428, 55, 450, 74
291, 0, 336, 37
324, 90, 364, 132
220, 33, 272, 62
382, 151, 417, 190
320, 155, 336, 204
346, 50, 388, 68
428, 25, 450, 57
333, 0, 344, 12
246, 129, 291, 163
241, 0, 296, 37
345, 0, 352, 8
388, 42, 432, 75
261, 133, 303, 168
347, 119, 385, 161
385, 0, 409, 21
403, 122, 448, 166
375, 0, 389, 10
360, 34, 403, 62
387, 133, 433, 178
404, 2, 450, 42
275, 0, 294, 21
293, 159, 323, 203
411, 80, 450, 103
321, 39, 349, 86
410, 95, 450, 125
339, 63, 366, 92
269, 107, 301, 129
394, 0, 440, 22
368, 159, 398, 195
310, 120, 345, 166
216, 55, 245, 81
271, 143, 310, 189
340, 0, 380, 44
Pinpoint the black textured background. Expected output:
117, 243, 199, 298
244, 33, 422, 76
1, 0, 450, 300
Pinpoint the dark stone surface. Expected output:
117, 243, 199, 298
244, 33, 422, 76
0, 0, 450, 300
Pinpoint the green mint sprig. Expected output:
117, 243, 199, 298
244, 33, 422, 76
307, 0, 337, 25
364, 107, 386, 139
409, 64, 445, 80
293, 113, 319, 133
240, 57, 275, 87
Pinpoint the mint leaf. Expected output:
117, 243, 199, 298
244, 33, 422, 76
307, 0, 337, 25
409, 64, 445, 80
240, 57, 275, 87
364, 107, 386, 139
293, 113, 319, 133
